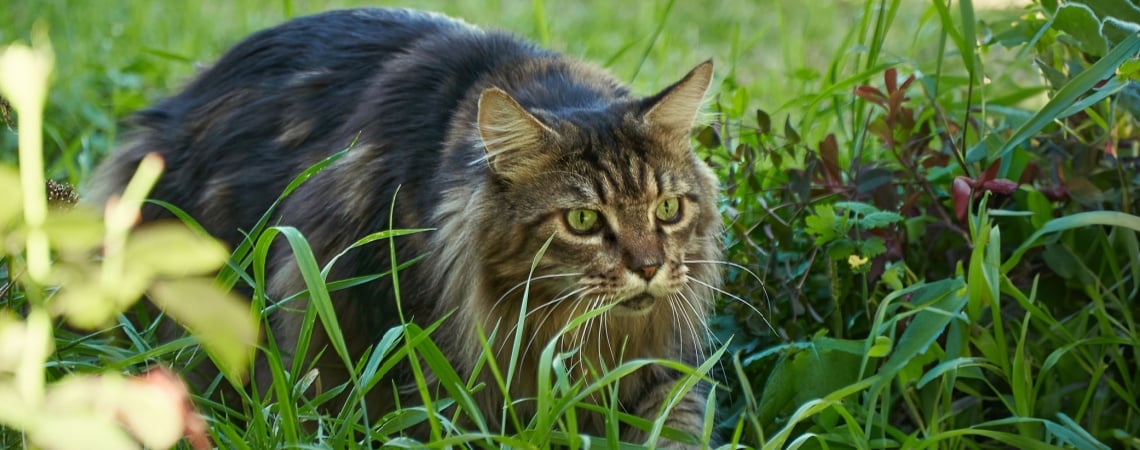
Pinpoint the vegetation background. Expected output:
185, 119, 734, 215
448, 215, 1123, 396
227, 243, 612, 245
3, 0, 1140, 448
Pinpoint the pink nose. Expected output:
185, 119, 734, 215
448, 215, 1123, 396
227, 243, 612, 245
640, 264, 659, 280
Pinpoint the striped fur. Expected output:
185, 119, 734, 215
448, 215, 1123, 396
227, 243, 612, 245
87, 8, 722, 446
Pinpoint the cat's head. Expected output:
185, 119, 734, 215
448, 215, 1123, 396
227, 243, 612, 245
473, 61, 721, 349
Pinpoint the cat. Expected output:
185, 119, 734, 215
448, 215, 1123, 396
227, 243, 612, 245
88, 8, 722, 447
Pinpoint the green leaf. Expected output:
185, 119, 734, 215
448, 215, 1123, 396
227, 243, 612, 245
860, 237, 887, 259
757, 340, 864, 423
1004, 211, 1140, 272
867, 336, 892, 358
148, 278, 256, 381
995, 32, 1140, 162
804, 204, 839, 245
1071, 0, 1140, 28
860, 211, 903, 229
1053, 3, 1109, 56
869, 279, 967, 397
833, 201, 878, 217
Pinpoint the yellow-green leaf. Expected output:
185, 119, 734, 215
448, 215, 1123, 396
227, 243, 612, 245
122, 222, 229, 278
149, 278, 256, 381
41, 206, 105, 252
0, 167, 21, 228
868, 335, 892, 358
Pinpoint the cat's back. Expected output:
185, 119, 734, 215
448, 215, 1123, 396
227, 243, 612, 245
130, 8, 479, 141
86, 8, 530, 241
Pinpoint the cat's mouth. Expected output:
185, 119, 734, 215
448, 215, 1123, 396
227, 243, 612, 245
614, 294, 654, 315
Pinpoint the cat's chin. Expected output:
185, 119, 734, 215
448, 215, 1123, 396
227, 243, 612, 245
612, 294, 655, 316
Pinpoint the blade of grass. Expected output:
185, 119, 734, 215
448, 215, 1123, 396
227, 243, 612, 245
994, 33, 1140, 162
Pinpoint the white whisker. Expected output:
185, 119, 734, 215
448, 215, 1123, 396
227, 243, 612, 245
688, 276, 777, 335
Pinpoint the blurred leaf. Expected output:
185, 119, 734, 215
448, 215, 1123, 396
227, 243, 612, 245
119, 368, 201, 449
1070, 0, 1140, 27
953, 176, 972, 222
1103, 17, 1140, 45
818, 134, 840, 183
867, 336, 892, 358
861, 237, 887, 259
148, 278, 256, 382
696, 126, 720, 149
29, 414, 140, 450
756, 109, 771, 135
833, 201, 878, 216
1053, 3, 1108, 56
783, 116, 800, 144
50, 279, 121, 329
855, 167, 894, 195
40, 206, 104, 251
860, 211, 903, 229
123, 222, 229, 278
1025, 189, 1053, 229
0, 166, 21, 227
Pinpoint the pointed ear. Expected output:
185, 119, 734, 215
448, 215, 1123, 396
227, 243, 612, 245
643, 60, 713, 136
478, 87, 557, 179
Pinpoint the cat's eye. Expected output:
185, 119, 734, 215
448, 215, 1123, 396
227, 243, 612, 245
655, 197, 682, 223
565, 208, 601, 233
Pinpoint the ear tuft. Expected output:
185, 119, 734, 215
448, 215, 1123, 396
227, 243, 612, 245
477, 88, 556, 178
644, 60, 714, 135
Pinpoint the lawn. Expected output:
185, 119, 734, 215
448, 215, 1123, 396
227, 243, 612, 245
4, 0, 1140, 448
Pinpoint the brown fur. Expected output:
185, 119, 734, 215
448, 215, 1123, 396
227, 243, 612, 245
87, 9, 722, 447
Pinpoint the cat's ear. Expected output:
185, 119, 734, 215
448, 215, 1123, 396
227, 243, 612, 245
642, 60, 713, 137
478, 87, 558, 178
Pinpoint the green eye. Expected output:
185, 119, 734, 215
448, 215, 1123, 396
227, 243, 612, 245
565, 208, 600, 233
655, 197, 682, 223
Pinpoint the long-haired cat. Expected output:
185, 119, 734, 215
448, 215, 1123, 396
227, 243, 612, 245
88, 8, 722, 446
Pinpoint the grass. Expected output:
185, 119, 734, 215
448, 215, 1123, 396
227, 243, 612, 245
6, 0, 1140, 449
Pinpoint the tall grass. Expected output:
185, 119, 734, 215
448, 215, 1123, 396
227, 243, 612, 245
5, 0, 1140, 448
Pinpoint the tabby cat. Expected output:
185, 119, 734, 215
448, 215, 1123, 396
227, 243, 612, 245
88, 8, 722, 446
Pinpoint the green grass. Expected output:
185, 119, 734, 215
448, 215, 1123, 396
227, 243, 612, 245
6, 0, 1140, 448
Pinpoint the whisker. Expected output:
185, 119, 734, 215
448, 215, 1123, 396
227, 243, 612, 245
685, 258, 774, 320
688, 277, 777, 335
516, 286, 592, 358
488, 272, 583, 315
674, 290, 707, 363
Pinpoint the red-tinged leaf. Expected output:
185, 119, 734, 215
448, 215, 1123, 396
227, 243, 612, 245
888, 88, 909, 119
1041, 185, 1070, 202
980, 158, 1002, 182
854, 85, 888, 106
818, 134, 841, 183
123, 367, 212, 450
885, 67, 898, 93
920, 152, 952, 169
1106, 139, 1117, 157
981, 178, 1019, 195
953, 176, 973, 222
1018, 161, 1040, 185
898, 74, 916, 92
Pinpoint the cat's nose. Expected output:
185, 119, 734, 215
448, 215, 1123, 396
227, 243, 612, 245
639, 264, 659, 281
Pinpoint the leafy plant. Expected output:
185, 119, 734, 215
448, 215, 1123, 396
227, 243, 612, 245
0, 38, 255, 449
